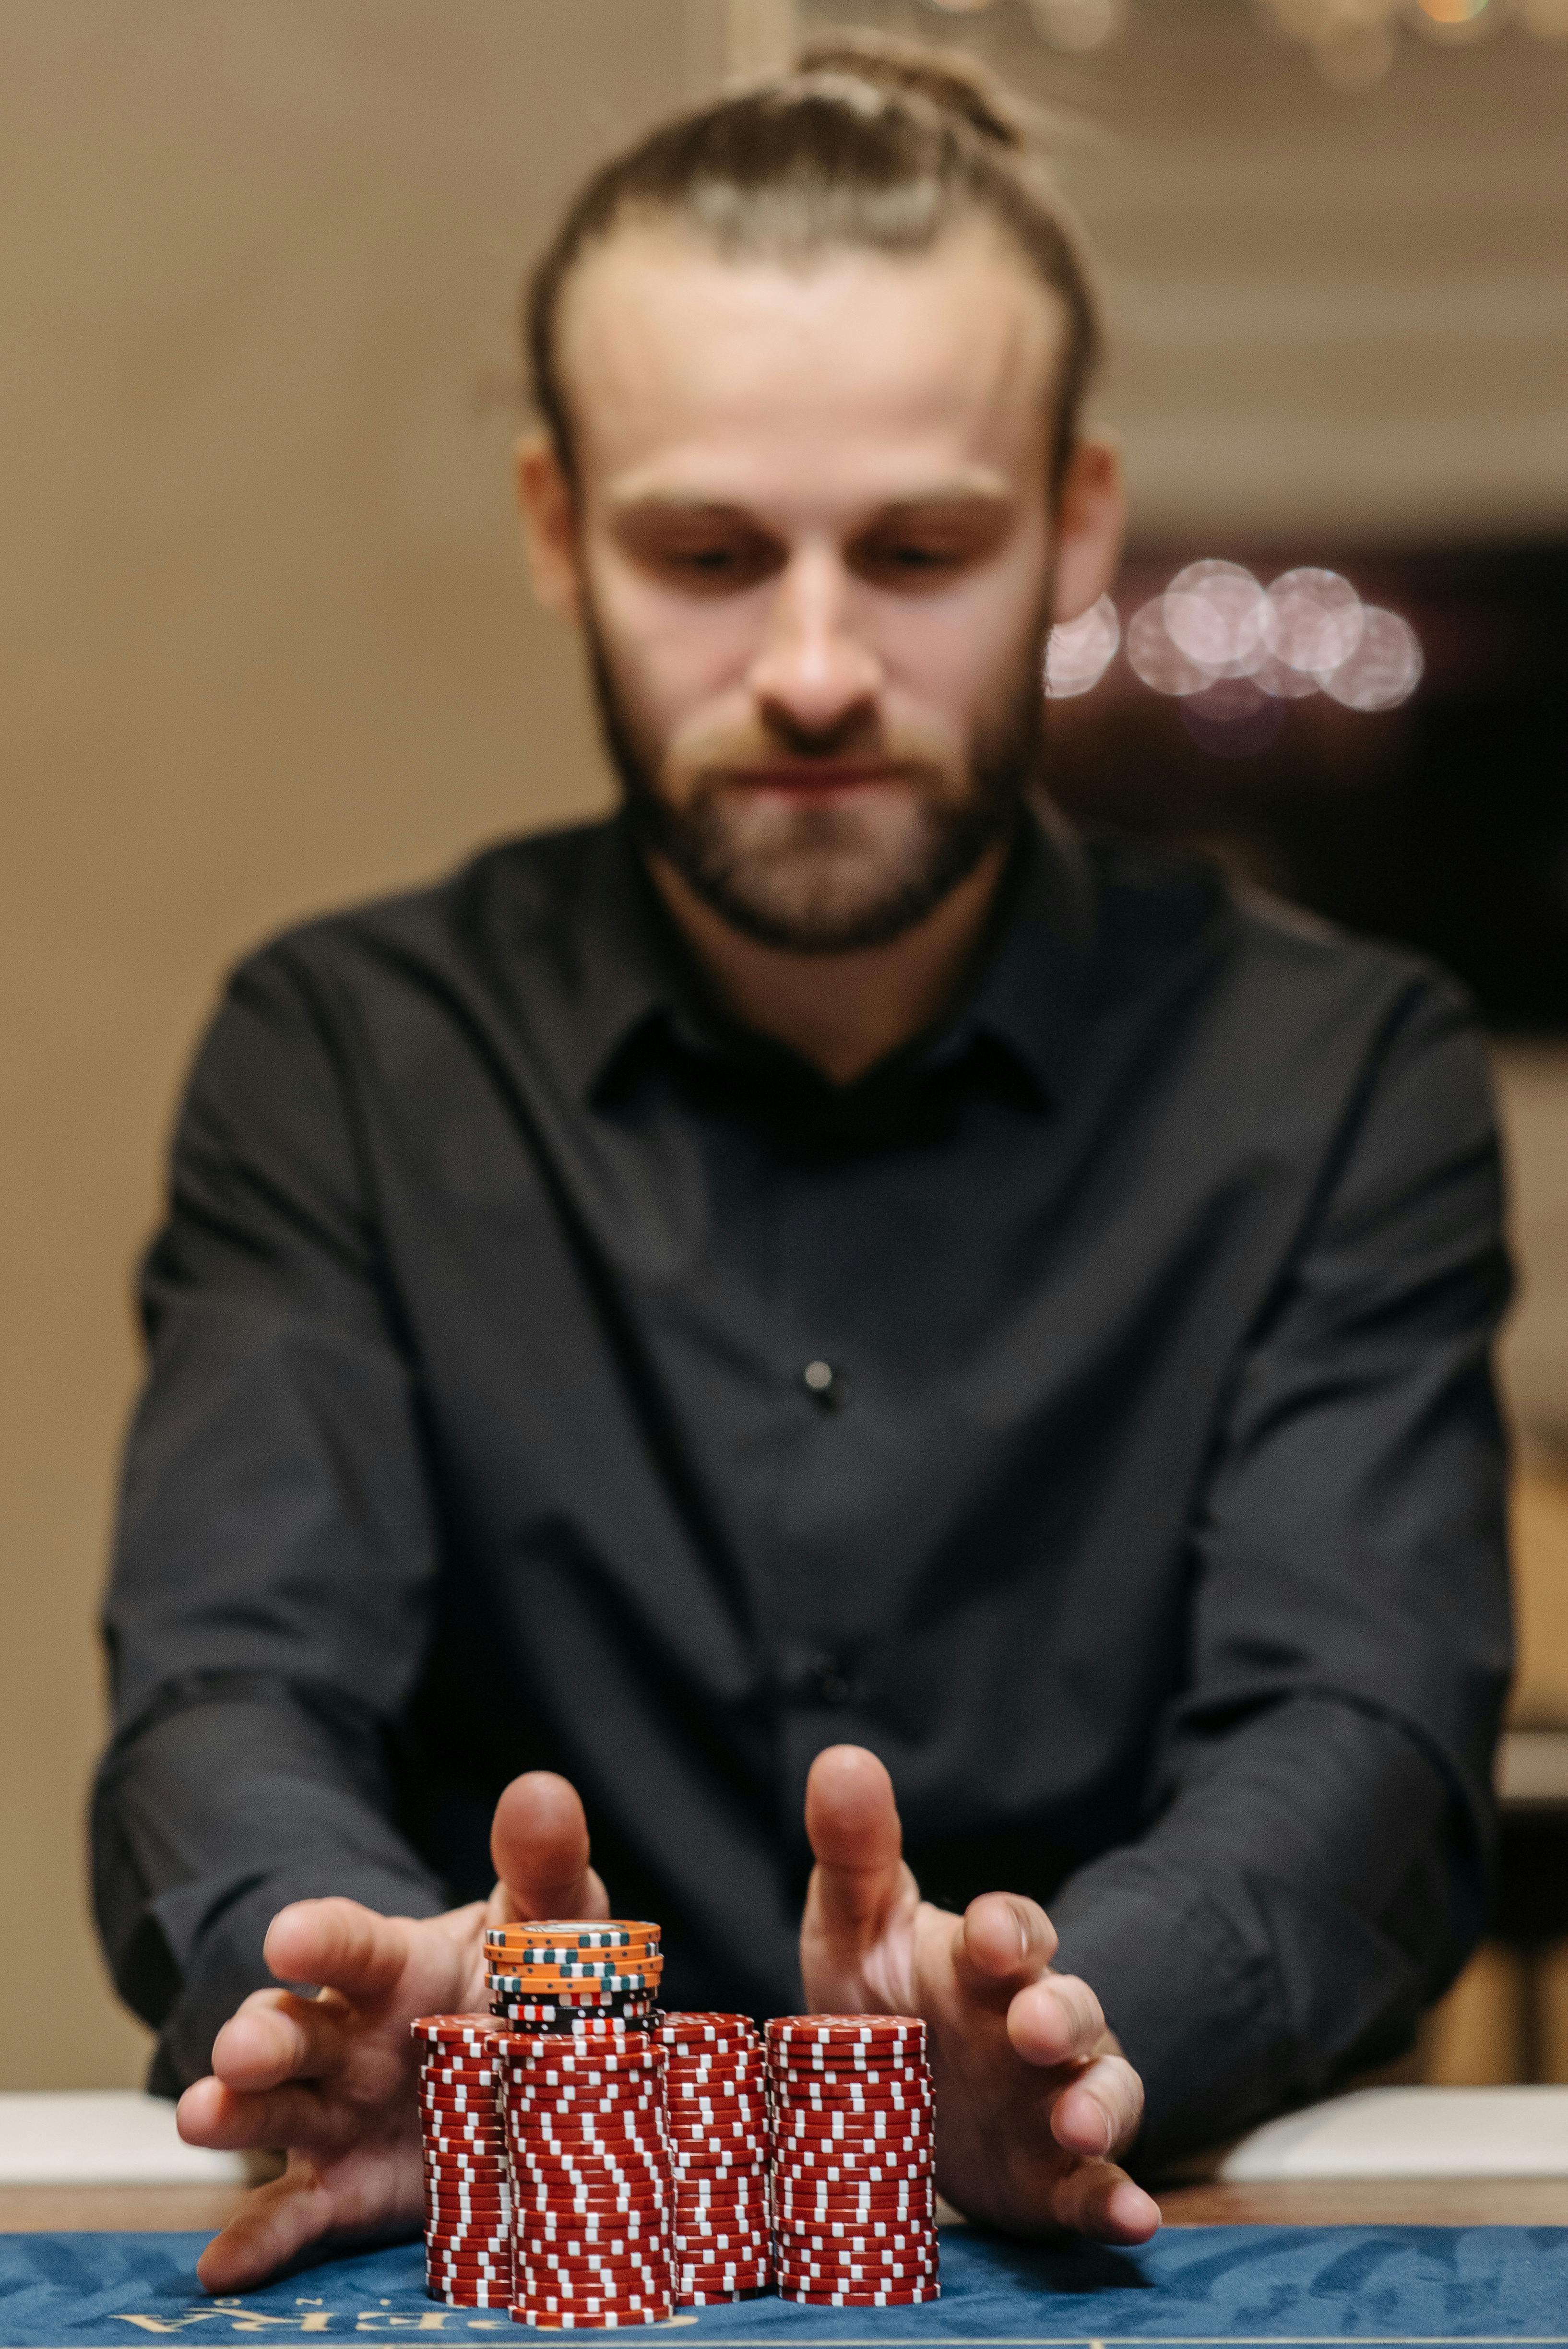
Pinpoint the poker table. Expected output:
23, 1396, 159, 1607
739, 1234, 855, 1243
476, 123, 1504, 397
2, 2175, 1566, 2348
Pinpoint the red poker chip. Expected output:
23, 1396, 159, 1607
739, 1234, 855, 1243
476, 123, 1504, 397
427, 2284, 511, 2308
520, 2292, 669, 2313
777, 2125, 931, 2147
428, 2259, 515, 2281
777, 2106, 932, 2128
778, 2252, 940, 2278
511, 2158, 667, 2184
766, 2014, 925, 2037
667, 2097, 762, 2117
512, 2191, 669, 2216
655, 2024, 755, 2044
774, 2190, 933, 2215
424, 2159, 510, 2180
520, 2235, 672, 2257
664, 2053, 765, 2073
775, 2144, 927, 2170
523, 2259, 672, 2277
514, 2313, 669, 2330
427, 2218, 512, 2241
678, 2275, 770, 2296
775, 2103, 928, 2123
513, 2180, 667, 2202
777, 2131, 933, 2158
524, 2255, 672, 2274
508, 2093, 661, 2115
777, 2224, 934, 2246
777, 2246, 935, 2269
511, 2173, 666, 2192
775, 2283, 940, 2302
777, 2082, 931, 2105
513, 2119, 666, 2141
425, 2202, 512, 2220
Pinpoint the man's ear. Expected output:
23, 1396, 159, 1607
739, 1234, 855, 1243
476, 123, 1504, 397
515, 431, 583, 625
1049, 435, 1125, 627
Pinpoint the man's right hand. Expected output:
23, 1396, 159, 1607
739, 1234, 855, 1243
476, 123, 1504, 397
177, 1773, 608, 2292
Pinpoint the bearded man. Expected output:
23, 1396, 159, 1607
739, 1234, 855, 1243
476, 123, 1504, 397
94, 36, 1510, 2293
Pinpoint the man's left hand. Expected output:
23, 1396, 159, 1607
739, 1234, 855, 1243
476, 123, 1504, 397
799, 1744, 1160, 2243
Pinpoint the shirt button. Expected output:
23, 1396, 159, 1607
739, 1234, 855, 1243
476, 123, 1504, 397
810, 1653, 854, 1707
802, 1359, 843, 1408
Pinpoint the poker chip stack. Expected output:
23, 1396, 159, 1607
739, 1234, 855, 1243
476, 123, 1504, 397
415, 2016, 513, 2307
765, 2015, 939, 2307
655, 2013, 772, 2304
485, 1923, 661, 2039
489, 1922, 675, 2329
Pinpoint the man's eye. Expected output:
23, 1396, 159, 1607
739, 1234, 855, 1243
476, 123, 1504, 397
862, 542, 965, 575
655, 541, 772, 589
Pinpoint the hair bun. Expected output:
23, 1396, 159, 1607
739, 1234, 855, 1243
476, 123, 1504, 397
794, 32, 1026, 151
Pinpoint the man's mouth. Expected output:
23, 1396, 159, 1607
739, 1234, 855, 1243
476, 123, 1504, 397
715, 760, 913, 798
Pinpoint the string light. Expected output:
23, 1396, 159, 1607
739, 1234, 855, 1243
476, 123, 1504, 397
1044, 595, 1122, 695
915, 0, 1568, 77
1046, 559, 1425, 733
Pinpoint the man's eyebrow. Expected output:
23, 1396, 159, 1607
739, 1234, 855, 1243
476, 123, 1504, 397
607, 484, 1015, 524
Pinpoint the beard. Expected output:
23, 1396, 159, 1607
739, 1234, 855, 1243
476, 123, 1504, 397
584, 612, 1048, 957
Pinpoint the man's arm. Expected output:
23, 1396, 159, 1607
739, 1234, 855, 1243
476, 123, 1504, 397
95, 942, 448, 2089
1047, 970, 1511, 2166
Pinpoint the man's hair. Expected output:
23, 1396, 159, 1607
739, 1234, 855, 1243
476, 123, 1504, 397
524, 34, 1102, 498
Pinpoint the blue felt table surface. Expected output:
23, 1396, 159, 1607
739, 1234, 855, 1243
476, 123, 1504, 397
0, 2228, 1565, 2347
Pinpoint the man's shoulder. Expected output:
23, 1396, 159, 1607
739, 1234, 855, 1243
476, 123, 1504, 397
1082, 830, 1476, 1036
229, 818, 618, 997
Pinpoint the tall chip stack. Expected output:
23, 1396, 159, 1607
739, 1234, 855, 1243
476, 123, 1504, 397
654, 2013, 772, 2304
765, 2015, 939, 2307
487, 1922, 675, 2329
415, 2016, 513, 2307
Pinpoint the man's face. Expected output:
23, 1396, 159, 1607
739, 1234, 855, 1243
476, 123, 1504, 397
544, 224, 1071, 954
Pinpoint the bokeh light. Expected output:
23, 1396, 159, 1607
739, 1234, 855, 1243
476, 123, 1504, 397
1045, 595, 1122, 697
1263, 568, 1366, 676
1163, 559, 1270, 676
1319, 607, 1425, 709
1056, 557, 1423, 736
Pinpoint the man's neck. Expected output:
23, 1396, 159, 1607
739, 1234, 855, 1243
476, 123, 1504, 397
644, 840, 1014, 1089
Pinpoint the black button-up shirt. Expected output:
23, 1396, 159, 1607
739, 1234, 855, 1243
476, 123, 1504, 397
94, 809, 1511, 2165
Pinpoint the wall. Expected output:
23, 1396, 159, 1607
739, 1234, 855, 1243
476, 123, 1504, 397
0, 0, 726, 2092
3, 0, 1565, 2096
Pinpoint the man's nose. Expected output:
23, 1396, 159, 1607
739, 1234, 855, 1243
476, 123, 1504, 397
746, 548, 882, 741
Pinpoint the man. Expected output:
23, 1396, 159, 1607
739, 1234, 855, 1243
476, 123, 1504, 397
95, 36, 1510, 2297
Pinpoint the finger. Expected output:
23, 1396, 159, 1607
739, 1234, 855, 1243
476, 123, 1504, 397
1048, 2052, 1145, 2160
953, 1893, 1058, 2003
490, 1771, 609, 1923
209, 1987, 346, 2092
178, 2075, 339, 2158
196, 2163, 340, 2294
802, 1744, 909, 1954
263, 1898, 412, 2007
1005, 1970, 1108, 2070
1046, 2157, 1161, 2246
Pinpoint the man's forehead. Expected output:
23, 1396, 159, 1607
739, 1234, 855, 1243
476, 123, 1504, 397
556, 222, 1064, 511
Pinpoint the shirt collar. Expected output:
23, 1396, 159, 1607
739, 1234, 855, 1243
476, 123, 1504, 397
559, 803, 1096, 1111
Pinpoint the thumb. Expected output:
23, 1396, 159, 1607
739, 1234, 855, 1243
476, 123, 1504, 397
489, 1771, 610, 1924
802, 1744, 913, 1959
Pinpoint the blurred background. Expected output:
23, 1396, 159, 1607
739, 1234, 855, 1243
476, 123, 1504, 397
1, 0, 1564, 2098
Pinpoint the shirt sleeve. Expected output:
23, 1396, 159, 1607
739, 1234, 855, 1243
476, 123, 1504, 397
93, 942, 449, 2093
1046, 972, 1513, 2171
